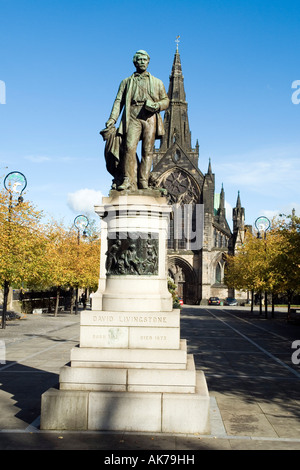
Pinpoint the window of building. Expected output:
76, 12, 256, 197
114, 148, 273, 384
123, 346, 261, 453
168, 218, 174, 249
215, 263, 222, 284
214, 229, 218, 247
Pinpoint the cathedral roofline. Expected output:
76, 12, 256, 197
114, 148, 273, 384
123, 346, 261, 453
153, 140, 203, 179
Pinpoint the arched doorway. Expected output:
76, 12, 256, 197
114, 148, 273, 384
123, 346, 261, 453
168, 257, 197, 304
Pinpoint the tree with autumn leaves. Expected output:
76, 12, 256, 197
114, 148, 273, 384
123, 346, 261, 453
0, 188, 46, 327
0, 186, 100, 327
225, 211, 300, 316
42, 220, 100, 316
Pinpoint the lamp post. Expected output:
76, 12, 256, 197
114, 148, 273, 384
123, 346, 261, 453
255, 216, 270, 240
73, 215, 89, 315
2, 171, 27, 329
255, 216, 271, 317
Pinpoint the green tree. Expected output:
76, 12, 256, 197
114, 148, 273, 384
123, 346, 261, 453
271, 212, 300, 312
225, 211, 300, 317
40, 219, 100, 315
0, 188, 44, 328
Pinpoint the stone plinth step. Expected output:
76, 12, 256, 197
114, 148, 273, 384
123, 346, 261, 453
59, 355, 196, 393
70, 339, 187, 370
41, 371, 210, 434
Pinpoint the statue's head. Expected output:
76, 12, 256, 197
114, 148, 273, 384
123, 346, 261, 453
133, 50, 150, 72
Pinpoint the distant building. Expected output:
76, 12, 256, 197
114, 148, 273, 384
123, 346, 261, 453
150, 48, 247, 304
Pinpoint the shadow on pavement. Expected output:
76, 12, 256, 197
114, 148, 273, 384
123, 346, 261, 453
180, 307, 300, 423
0, 361, 58, 427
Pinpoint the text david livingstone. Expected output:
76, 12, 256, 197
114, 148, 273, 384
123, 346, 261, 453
92, 314, 168, 324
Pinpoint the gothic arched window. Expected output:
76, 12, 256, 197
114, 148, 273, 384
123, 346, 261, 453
215, 263, 222, 284
214, 229, 218, 247
158, 169, 200, 251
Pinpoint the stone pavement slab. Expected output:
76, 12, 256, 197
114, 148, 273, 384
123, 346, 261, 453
0, 307, 300, 450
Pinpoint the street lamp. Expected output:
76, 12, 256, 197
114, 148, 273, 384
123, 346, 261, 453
255, 216, 271, 239
255, 216, 271, 317
73, 215, 89, 315
74, 215, 89, 240
2, 171, 27, 329
4, 171, 27, 205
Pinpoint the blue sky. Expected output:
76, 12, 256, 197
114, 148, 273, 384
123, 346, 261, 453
1, 0, 300, 229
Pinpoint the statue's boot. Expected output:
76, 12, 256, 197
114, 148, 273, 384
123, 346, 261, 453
138, 179, 149, 189
118, 177, 137, 191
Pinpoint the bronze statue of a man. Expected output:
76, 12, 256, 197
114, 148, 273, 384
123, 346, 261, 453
104, 50, 169, 191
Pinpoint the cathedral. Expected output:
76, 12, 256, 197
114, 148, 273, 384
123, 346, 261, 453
150, 47, 247, 305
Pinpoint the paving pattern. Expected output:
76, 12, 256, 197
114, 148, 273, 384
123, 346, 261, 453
0, 306, 299, 450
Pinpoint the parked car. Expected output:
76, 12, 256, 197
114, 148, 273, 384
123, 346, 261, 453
208, 297, 220, 305
224, 297, 238, 306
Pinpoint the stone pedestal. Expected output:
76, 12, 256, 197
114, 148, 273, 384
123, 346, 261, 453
40, 191, 210, 433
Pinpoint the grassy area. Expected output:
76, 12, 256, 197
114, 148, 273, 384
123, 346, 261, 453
272, 305, 300, 308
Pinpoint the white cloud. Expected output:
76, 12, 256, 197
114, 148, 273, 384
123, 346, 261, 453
260, 209, 278, 220
24, 155, 83, 164
67, 188, 103, 216
225, 200, 233, 226
254, 203, 300, 224
281, 203, 300, 216
25, 155, 52, 163
214, 145, 300, 196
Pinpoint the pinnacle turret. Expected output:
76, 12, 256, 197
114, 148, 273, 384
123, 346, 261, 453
233, 191, 245, 232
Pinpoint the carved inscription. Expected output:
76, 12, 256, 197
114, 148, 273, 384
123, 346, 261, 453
85, 326, 129, 348
92, 314, 167, 325
140, 335, 167, 341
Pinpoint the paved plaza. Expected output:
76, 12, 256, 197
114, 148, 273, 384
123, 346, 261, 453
0, 306, 299, 450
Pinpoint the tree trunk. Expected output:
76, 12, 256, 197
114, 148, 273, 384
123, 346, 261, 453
70, 288, 75, 314
1, 280, 9, 329
286, 290, 293, 321
75, 287, 79, 315
287, 291, 291, 313
259, 292, 262, 315
264, 292, 268, 318
83, 288, 88, 309
54, 286, 60, 317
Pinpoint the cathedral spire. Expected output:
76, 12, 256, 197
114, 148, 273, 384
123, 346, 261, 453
159, 46, 192, 151
207, 158, 212, 175
215, 184, 227, 228
236, 190, 242, 209
219, 184, 225, 213
233, 190, 245, 233
170, 47, 184, 82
